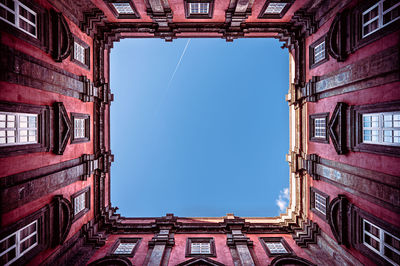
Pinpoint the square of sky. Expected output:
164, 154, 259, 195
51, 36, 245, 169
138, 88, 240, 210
110, 38, 290, 217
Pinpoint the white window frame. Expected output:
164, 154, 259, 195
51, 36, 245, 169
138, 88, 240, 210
73, 42, 86, 65
113, 242, 136, 255
0, 0, 37, 38
313, 41, 326, 64
363, 219, 400, 265
111, 2, 135, 14
191, 242, 211, 254
362, 0, 400, 38
0, 220, 38, 266
265, 242, 288, 254
264, 2, 287, 14
74, 192, 86, 215
314, 117, 326, 138
362, 112, 400, 146
0, 112, 38, 146
74, 118, 86, 139
314, 192, 327, 215
189, 2, 209, 14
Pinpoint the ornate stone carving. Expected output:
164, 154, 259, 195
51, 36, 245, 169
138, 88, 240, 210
53, 102, 71, 155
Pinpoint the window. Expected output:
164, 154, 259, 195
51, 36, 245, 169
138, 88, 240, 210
362, 112, 400, 145
109, 238, 141, 257
184, 0, 214, 19
259, 237, 293, 257
362, 0, 400, 38
363, 219, 400, 265
0, 112, 37, 146
0, 220, 37, 265
350, 101, 400, 156
104, 0, 140, 19
258, 0, 293, 19
74, 192, 86, 215
70, 113, 90, 144
189, 3, 209, 14
191, 242, 211, 254
71, 36, 90, 69
112, 2, 134, 14
309, 35, 329, 68
0, 0, 37, 38
309, 113, 329, 143
186, 238, 216, 257
264, 3, 287, 14
71, 187, 90, 221
0, 102, 49, 157
310, 187, 329, 220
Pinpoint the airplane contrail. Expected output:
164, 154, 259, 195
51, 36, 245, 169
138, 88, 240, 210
167, 38, 191, 89
153, 39, 191, 117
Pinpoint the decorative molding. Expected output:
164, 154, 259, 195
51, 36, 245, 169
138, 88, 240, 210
292, 220, 320, 248
316, 157, 400, 213
270, 255, 316, 266
0, 44, 84, 99
88, 255, 132, 266
0, 162, 84, 214
327, 195, 348, 246
225, 0, 254, 28
315, 45, 399, 99
145, 0, 173, 27
177, 257, 225, 266
327, 10, 349, 62
328, 102, 347, 155
82, 219, 107, 247
80, 8, 106, 38
290, 9, 319, 37
52, 195, 73, 247
300, 77, 318, 102
50, 9, 72, 62
53, 102, 72, 155
80, 76, 99, 102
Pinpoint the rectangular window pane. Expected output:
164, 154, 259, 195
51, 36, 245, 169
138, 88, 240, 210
112, 2, 134, 14
265, 242, 288, 254
314, 117, 326, 138
191, 242, 211, 254
74, 118, 86, 139
362, 112, 400, 146
74, 192, 86, 215
74, 42, 86, 64
189, 3, 209, 14
314, 192, 326, 215
265, 3, 287, 14
314, 41, 326, 64
114, 242, 136, 254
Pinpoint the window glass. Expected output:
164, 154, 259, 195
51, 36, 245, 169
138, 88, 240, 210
0, 220, 37, 265
113, 242, 136, 254
0, 112, 38, 146
112, 2, 134, 14
265, 242, 288, 254
362, 112, 400, 145
265, 3, 286, 14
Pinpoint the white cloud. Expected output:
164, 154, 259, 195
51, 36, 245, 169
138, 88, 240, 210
276, 188, 290, 212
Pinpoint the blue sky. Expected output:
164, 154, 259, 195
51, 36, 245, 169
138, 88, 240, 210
110, 38, 289, 217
